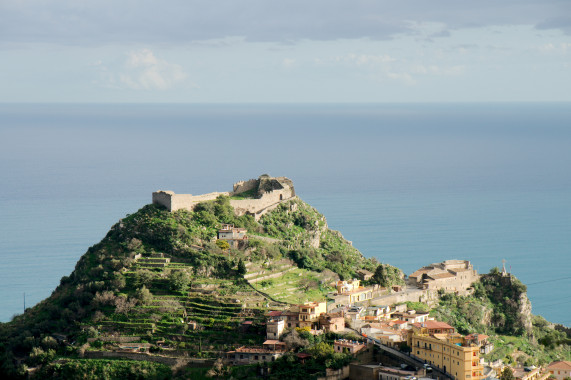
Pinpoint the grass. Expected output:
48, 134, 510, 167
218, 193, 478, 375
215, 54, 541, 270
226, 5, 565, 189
252, 267, 333, 304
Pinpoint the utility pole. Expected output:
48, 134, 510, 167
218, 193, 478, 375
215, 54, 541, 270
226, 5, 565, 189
23, 292, 26, 314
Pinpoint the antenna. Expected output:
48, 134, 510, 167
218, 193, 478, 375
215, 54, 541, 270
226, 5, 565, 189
23, 292, 26, 314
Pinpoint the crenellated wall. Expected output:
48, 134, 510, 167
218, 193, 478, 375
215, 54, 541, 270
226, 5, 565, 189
153, 175, 295, 219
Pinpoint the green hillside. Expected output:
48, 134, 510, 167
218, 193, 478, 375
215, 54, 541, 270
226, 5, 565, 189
0, 195, 374, 379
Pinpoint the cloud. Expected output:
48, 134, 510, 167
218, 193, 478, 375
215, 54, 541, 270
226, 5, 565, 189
98, 49, 189, 91
282, 58, 296, 68
119, 49, 187, 90
1, 0, 570, 46
334, 53, 396, 66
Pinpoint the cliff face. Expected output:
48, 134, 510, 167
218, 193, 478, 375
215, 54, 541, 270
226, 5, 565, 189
475, 272, 533, 336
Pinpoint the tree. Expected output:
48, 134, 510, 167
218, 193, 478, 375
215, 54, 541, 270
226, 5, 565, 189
206, 358, 231, 379
237, 259, 247, 277
372, 263, 405, 288
169, 270, 191, 292
136, 286, 153, 305
133, 269, 154, 288
307, 342, 334, 359
501, 367, 515, 380
216, 240, 230, 250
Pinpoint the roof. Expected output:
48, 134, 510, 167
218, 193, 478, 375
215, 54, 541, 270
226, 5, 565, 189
263, 340, 286, 346
234, 346, 278, 354
465, 333, 489, 341
357, 269, 373, 275
297, 353, 312, 359
409, 268, 431, 278
393, 320, 407, 325
267, 311, 283, 317
412, 320, 454, 330
427, 272, 455, 280
547, 361, 571, 370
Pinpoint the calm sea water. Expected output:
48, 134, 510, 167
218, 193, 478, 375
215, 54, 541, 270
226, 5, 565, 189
1, 103, 570, 325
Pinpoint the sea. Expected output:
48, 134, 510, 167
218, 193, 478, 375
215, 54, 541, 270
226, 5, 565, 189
1, 103, 570, 325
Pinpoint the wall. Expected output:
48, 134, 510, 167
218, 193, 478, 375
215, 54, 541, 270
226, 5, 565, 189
152, 191, 229, 212
84, 351, 214, 367
317, 365, 351, 380
229, 189, 295, 220
232, 179, 258, 194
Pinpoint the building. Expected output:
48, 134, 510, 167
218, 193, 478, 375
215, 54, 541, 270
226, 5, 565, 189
334, 339, 367, 355
357, 269, 374, 281
266, 318, 285, 340
410, 326, 483, 380
318, 313, 345, 332
153, 175, 296, 221
393, 310, 429, 324
227, 340, 287, 364
217, 224, 247, 248
408, 260, 479, 296
512, 367, 548, 380
298, 301, 327, 329
547, 361, 571, 380
465, 333, 493, 355
411, 320, 455, 335
333, 279, 374, 305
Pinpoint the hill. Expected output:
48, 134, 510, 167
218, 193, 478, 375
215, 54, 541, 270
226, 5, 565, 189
0, 194, 376, 379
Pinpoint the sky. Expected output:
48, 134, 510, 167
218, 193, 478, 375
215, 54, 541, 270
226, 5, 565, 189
0, 0, 570, 103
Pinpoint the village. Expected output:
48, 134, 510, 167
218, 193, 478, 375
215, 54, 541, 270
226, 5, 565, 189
214, 222, 569, 380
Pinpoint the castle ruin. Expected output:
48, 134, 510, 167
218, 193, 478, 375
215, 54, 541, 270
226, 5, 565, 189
152, 174, 296, 220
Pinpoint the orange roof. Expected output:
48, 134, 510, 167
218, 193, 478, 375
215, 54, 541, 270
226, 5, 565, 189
547, 361, 571, 370
412, 320, 454, 330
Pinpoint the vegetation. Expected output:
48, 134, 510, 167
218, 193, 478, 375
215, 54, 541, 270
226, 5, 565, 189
260, 199, 377, 279
0, 193, 568, 378
429, 270, 571, 365
371, 264, 405, 288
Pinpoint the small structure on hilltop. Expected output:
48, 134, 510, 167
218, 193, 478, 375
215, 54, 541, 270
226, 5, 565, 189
217, 224, 248, 249
408, 259, 479, 296
152, 174, 296, 220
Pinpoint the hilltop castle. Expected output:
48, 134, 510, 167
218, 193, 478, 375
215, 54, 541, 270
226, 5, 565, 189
152, 174, 296, 220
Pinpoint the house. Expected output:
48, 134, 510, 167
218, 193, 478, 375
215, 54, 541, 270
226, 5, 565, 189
227, 340, 286, 364
512, 366, 549, 380
334, 339, 367, 355
217, 224, 248, 248
298, 301, 327, 329
333, 279, 374, 305
266, 318, 285, 340
547, 361, 571, 380
465, 333, 494, 355
318, 313, 345, 333
364, 305, 391, 321
393, 310, 429, 324
357, 269, 374, 281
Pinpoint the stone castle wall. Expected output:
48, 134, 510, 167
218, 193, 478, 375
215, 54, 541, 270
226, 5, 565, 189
233, 179, 258, 194
152, 190, 229, 212
153, 176, 295, 219
230, 187, 295, 220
